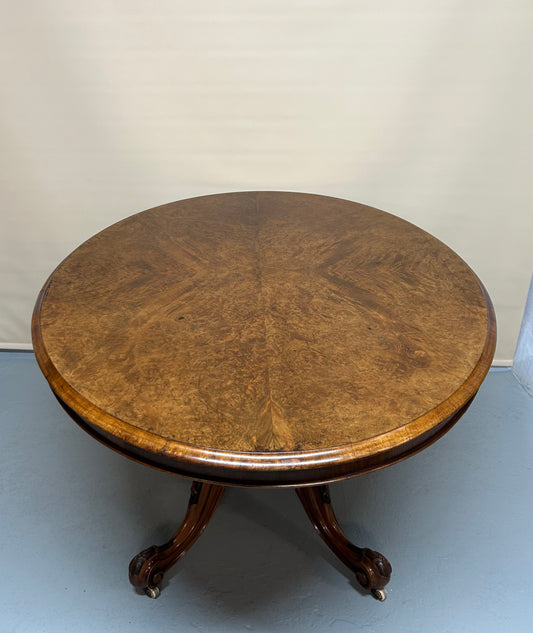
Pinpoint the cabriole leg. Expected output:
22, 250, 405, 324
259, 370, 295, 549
296, 484, 391, 600
129, 481, 225, 597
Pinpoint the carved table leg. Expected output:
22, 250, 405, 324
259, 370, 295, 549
129, 481, 225, 598
296, 484, 392, 600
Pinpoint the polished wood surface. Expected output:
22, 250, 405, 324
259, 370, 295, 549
297, 485, 392, 600
129, 480, 391, 600
129, 481, 224, 598
32, 191, 496, 485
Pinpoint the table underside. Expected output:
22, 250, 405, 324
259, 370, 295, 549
55, 392, 476, 487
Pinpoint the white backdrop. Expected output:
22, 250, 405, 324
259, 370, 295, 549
1, 0, 531, 361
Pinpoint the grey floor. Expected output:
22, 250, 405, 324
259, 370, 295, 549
1, 352, 532, 633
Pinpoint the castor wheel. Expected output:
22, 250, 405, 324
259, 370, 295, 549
371, 588, 387, 601
143, 586, 160, 599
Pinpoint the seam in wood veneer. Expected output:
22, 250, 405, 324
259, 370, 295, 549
31, 192, 497, 484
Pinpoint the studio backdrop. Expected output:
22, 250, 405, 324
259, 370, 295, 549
1, 0, 532, 361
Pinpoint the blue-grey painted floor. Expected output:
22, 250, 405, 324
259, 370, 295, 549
0, 352, 531, 633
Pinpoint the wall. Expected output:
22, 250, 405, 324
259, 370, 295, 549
1, 0, 532, 360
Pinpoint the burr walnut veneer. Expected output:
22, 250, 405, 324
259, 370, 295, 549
32, 192, 496, 600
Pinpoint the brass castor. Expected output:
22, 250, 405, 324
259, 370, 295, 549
371, 588, 387, 601
144, 586, 160, 599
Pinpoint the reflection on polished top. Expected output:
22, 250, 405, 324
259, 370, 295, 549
33, 192, 495, 460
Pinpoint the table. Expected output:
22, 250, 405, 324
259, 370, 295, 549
32, 191, 496, 601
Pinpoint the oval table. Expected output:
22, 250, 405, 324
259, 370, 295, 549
32, 191, 496, 601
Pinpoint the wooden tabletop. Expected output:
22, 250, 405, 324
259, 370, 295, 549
32, 192, 496, 486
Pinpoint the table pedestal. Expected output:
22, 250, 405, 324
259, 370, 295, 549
129, 481, 392, 601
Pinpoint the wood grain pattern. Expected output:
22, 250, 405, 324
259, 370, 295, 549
32, 191, 496, 485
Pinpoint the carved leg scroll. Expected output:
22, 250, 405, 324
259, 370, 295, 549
296, 484, 392, 600
129, 481, 225, 598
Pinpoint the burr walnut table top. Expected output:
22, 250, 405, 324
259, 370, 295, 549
32, 192, 496, 486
